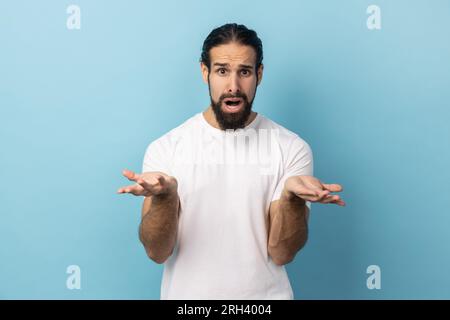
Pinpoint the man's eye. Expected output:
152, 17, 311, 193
217, 68, 227, 75
241, 70, 251, 76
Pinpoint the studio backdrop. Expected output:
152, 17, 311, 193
1, 0, 449, 299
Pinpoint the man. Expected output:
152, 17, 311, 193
118, 23, 345, 299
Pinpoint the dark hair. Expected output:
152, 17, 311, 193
200, 23, 263, 70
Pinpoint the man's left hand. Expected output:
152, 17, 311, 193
283, 175, 346, 206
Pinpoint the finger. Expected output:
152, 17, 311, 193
327, 198, 346, 206
122, 169, 141, 182
117, 184, 133, 194
136, 177, 160, 192
315, 190, 331, 202
156, 175, 166, 185
128, 184, 147, 196
293, 185, 325, 198
117, 184, 145, 195
117, 185, 134, 193
322, 183, 343, 192
320, 195, 341, 204
295, 190, 330, 202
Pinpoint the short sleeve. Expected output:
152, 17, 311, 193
142, 137, 173, 176
271, 137, 314, 209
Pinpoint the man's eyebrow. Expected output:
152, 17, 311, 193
212, 63, 254, 69
213, 63, 229, 68
238, 64, 254, 70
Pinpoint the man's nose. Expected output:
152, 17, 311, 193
227, 74, 241, 94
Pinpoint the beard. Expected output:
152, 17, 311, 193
208, 79, 256, 130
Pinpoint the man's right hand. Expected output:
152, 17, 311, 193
117, 169, 178, 197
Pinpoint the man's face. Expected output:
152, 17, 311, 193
201, 42, 263, 130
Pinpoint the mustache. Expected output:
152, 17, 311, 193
218, 93, 248, 103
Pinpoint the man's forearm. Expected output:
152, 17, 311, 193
139, 191, 180, 264
268, 189, 309, 265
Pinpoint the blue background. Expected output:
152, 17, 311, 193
1, 0, 449, 299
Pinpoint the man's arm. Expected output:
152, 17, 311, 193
118, 169, 180, 264
139, 192, 180, 264
268, 175, 345, 266
268, 190, 309, 266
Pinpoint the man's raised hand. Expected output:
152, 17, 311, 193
117, 169, 177, 197
284, 175, 346, 206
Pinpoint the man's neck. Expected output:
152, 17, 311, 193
202, 106, 257, 130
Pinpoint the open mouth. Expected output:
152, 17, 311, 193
223, 98, 243, 112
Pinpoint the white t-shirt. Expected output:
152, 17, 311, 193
142, 112, 313, 300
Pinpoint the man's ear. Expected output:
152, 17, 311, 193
201, 62, 209, 84
257, 64, 264, 86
